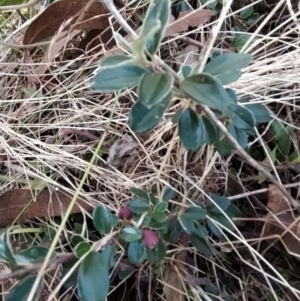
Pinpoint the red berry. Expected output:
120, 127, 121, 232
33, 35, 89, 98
118, 206, 133, 220
179, 232, 190, 245
142, 229, 159, 249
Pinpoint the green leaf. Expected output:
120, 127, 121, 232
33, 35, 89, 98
204, 53, 252, 76
239, 6, 253, 19
207, 219, 223, 238
99, 55, 132, 67
146, 239, 166, 264
232, 34, 258, 52
167, 220, 182, 242
5, 274, 43, 301
102, 245, 117, 269
62, 258, 79, 289
215, 123, 248, 156
130, 187, 150, 200
141, 0, 171, 54
138, 73, 173, 109
128, 239, 147, 265
0, 228, 15, 264
181, 65, 192, 78
119, 227, 142, 242
78, 251, 109, 301
154, 201, 168, 214
226, 88, 238, 103
162, 186, 174, 202
0, 0, 25, 5
245, 103, 271, 124
225, 103, 256, 131
192, 223, 209, 239
14, 246, 50, 265
202, 115, 218, 144
245, 13, 260, 25
93, 205, 114, 235
179, 108, 204, 152
180, 73, 230, 110
179, 215, 195, 234
209, 214, 235, 232
216, 70, 241, 85
92, 62, 148, 92
71, 234, 85, 246
225, 203, 242, 218
208, 195, 230, 214
183, 206, 206, 220
128, 91, 172, 133
146, 219, 168, 230
152, 212, 167, 223
190, 234, 214, 257
128, 199, 150, 214
172, 108, 184, 124
74, 242, 91, 258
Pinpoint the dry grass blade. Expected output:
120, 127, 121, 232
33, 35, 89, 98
163, 266, 185, 301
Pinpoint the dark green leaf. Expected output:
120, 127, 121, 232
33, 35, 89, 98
93, 205, 114, 235
128, 239, 146, 265
208, 195, 230, 214
245, 103, 271, 124
167, 220, 182, 242
183, 206, 206, 220
74, 242, 91, 258
146, 239, 166, 264
172, 108, 184, 124
149, 192, 158, 205
192, 223, 209, 239
119, 227, 142, 242
232, 34, 258, 52
181, 65, 192, 78
128, 92, 172, 133
152, 212, 166, 223
0, 228, 15, 264
245, 13, 260, 25
146, 219, 168, 230
92, 62, 148, 92
71, 234, 85, 246
239, 6, 253, 19
179, 215, 195, 234
225, 203, 242, 218
78, 251, 109, 301
102, 245, 117, 269
14, 246, 51, 265
209, 214, 235, 232
190, 234, 214, 257
225, 103, 255, 131
202, 116, 218, 144
207, 219, 223, 238
154, 201, 168, 213
99, 55, 132, 67
62, 258, 79, 289
118, 268, 134, 280
5, 274, 43, 301
226, 88, 238, 103
138, 73, 173, 108
204, 53, 252, 76
130, 187, 149, 200
141, 0, 171, 54
128, 199, 149, 214
179, 108, 204, 152
162, 186, 174, 202
180, 73, 230, 110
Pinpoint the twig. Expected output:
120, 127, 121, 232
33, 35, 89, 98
0, 253, 73, 282
228, 182, 300, 201
0, 0, 41, 11
170, 35, 232, 53
203, 105, 299, 210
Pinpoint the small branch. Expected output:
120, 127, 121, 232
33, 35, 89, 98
0, 0, 41, 11
203, 105, 299, 210
0, 253, 74, 282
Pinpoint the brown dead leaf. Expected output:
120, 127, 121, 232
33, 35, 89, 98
0, 189, 92, 227
163, 266, 185, 301
165, 9, 216, 36
23, 0, 111, 45
107, 134, 138, 167
267, 184, 290, 213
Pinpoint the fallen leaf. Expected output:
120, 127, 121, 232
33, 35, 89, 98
175, 44, 199, 65
107, 134, 138, 167
163, 266, 185, 301
0, 189, 92, 227
267, 184, 290, 213
165, 9, 216, 36
23, 0, 110, 45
